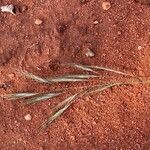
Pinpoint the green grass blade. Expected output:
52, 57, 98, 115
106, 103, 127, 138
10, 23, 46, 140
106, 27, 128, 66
26, 92, 62, 105
42, 94, 77, 128
3, 93, 38, 100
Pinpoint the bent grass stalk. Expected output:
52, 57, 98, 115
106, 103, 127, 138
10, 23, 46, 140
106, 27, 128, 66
2, 63, 150, 128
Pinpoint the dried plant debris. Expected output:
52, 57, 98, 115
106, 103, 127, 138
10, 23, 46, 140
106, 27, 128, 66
66, 63, 130, 76
18, 70, 50, 83
134, 0, 150, 4
46, 74, 98, 82
18, 70, 98, 83
3, 93, 38, 100
42, 82, 132, 128
66, 63, 97, 73
42, 94, 78, 128
4, 92, 62, 105
25, 92, 62, 105
0, 4, 15, 15
3, 63, 150, 129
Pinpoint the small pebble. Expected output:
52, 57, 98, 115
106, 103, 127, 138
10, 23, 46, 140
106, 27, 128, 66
24, 114, 32, 121
138, 46, 142, 50
86, 49, 95, 57
93, 20, 99, 25
92, 121, 97, 125
117, 31, 122, 35
35, 19, 43, 25
102, 1, 111, 10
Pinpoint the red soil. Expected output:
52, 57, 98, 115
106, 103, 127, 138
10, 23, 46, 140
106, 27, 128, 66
0, 0, 150, 149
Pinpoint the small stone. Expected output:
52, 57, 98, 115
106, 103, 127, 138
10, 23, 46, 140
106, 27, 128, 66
35, 19, 43, 25
117, 31, 122, 35
138, 46, 142, 50
93, 20, 99, 25
102, 1, 111, 10
92, 121, 97, 125
85, 49, 95, 57
24, 114, 32, 121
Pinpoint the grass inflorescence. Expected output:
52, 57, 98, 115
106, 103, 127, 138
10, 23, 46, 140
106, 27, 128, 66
2, 63, 150, 128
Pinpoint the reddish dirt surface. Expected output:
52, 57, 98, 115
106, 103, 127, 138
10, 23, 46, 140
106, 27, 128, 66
0, 0, 150, 149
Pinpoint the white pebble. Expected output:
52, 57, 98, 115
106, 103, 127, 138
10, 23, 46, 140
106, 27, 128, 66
138, 46, 142, 50
35, 19, 43, 25
24, 114, 32, 121
102, 1, 111, 10
86, 49, 95, 57
93, 20, 99, 25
